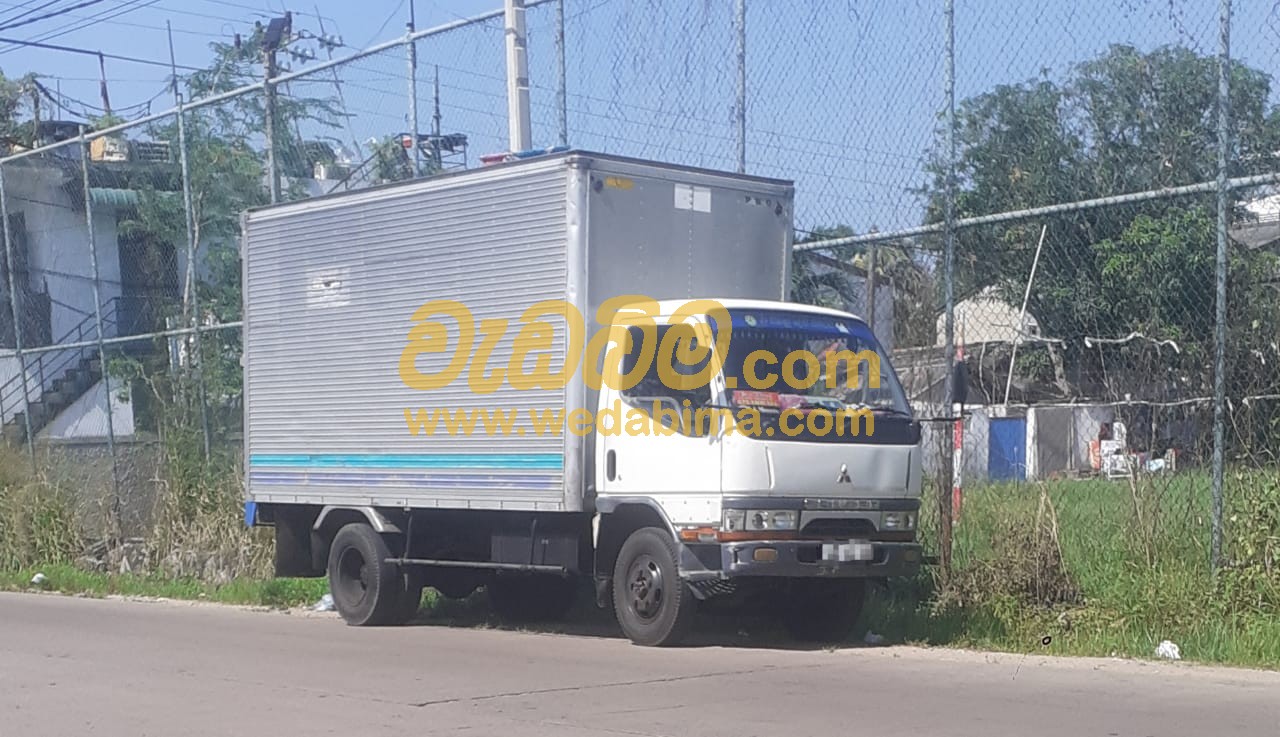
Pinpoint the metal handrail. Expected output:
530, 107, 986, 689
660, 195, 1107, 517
0, 297, 119, 424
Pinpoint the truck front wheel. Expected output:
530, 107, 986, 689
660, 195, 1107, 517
611, 528, 696, 647
780, 579, 867, 643
328, 522, 404, 626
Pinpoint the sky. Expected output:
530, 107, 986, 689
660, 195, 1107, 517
1, 0, 1279, 234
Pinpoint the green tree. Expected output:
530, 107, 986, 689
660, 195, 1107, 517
0, 71, 41, 152
924, 43, 1280, 400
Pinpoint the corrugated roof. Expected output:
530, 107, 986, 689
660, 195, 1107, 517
88, 187, 179, 209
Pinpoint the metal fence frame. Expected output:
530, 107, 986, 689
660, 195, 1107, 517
0, 0, 1262, 571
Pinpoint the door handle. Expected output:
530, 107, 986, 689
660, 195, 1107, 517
606, 449, 616, 481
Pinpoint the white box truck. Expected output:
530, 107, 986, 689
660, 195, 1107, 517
242, 150, 926, 646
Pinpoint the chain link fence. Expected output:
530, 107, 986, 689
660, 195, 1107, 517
0, 1, 1275, 587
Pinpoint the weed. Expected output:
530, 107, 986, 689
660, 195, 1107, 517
0, 451, 83, 571
1219, 469, 1280, 615
939, 484, 1080, 612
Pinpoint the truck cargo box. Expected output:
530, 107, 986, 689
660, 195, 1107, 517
242, 151, 795, 513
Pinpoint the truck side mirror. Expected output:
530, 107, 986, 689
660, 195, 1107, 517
952, 361, 969, 407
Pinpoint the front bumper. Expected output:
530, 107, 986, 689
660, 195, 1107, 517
679, 539, 922, 580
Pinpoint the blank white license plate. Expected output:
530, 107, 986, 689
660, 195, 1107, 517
822, 541, 874, 562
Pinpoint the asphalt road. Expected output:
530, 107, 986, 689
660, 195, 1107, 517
3, 592, 1278, 737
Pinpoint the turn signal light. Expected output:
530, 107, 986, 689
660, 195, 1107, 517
752, 547, 779, 562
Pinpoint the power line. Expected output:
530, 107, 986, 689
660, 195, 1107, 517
34, 77, 167, 119
0, 1, 60, 29
0, 0, 105, 31
0, 0, 212, 37
149, 0, 249, 25
0, 34, 202, 69
194, 0, 338, 26
365, 0, 406, 48
0, 0, 159, 54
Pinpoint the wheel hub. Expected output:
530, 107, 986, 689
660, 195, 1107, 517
336, 547, 371, 607
628, 554, 664, 620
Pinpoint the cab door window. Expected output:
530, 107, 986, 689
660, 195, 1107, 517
619, 324, 714, 436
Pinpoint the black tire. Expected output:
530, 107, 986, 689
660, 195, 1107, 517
327, 523, 402, 626
487, 573, 578, 622
611, 527, 696, 646
780, 579, 867, 643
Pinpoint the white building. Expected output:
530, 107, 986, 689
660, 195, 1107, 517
0, 150, 179, 443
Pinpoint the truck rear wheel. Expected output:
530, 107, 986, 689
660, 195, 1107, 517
487, 573, 577, 622
611, 527, 696, 647
780, 579, 867, 643
328, 522, 403, 626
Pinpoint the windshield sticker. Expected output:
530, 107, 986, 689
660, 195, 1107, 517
733, 390, 780, 408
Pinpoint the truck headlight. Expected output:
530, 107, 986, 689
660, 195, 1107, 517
743, 509, 798, 532
723, 509, 746, 532
721, 509, 799, 538
882, 511, 917, 531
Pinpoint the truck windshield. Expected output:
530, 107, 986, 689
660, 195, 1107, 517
614, 307, 913, 442
719, 309, 911, 417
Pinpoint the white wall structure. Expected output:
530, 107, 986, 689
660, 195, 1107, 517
0, 158, 131, 439
38, 379, 135, 440
6, 159, 122, 344
937, 286, 1040, 347
0, 352, 40, 422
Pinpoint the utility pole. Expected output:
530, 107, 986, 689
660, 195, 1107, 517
263, 50, 279, 202
504, 0, 532, 152
432, 65, 442, 169
262, 12, 292, 203
29, 82, 39, 144
407, 0, 420, 175
554, 0, 567, 147
97, 52, 111, 117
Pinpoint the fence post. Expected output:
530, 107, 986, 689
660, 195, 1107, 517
555, 0, 568, 147
79, 130, 123, 540
0, 163, 36, 471
939, 0, 958, 576
169, 22, 212, 462
1211, 0, 1231, 571
734, 0, 746, 173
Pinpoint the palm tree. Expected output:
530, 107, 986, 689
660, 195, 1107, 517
793, 226, 936, 346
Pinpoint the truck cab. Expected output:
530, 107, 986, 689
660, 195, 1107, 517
591, 298, 923, 645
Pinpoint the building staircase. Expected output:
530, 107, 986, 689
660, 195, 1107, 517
1, 299, 120, 446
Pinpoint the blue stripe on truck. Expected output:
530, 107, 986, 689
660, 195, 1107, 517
249, 470, 562, 491
248, 453, 564, 470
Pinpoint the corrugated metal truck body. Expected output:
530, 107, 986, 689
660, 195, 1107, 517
242, 151, 795, 515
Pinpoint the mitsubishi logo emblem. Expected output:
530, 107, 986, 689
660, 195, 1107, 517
836, 464, 851, 484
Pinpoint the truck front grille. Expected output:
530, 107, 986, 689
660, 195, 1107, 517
801, 518, 877, 539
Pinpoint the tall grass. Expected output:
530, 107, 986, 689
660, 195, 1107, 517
145, 441, 273, 582
865, 469, 1280, 668
0, 449, 82, 570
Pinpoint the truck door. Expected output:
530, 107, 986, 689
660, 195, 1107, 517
595, 324, 722, 519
